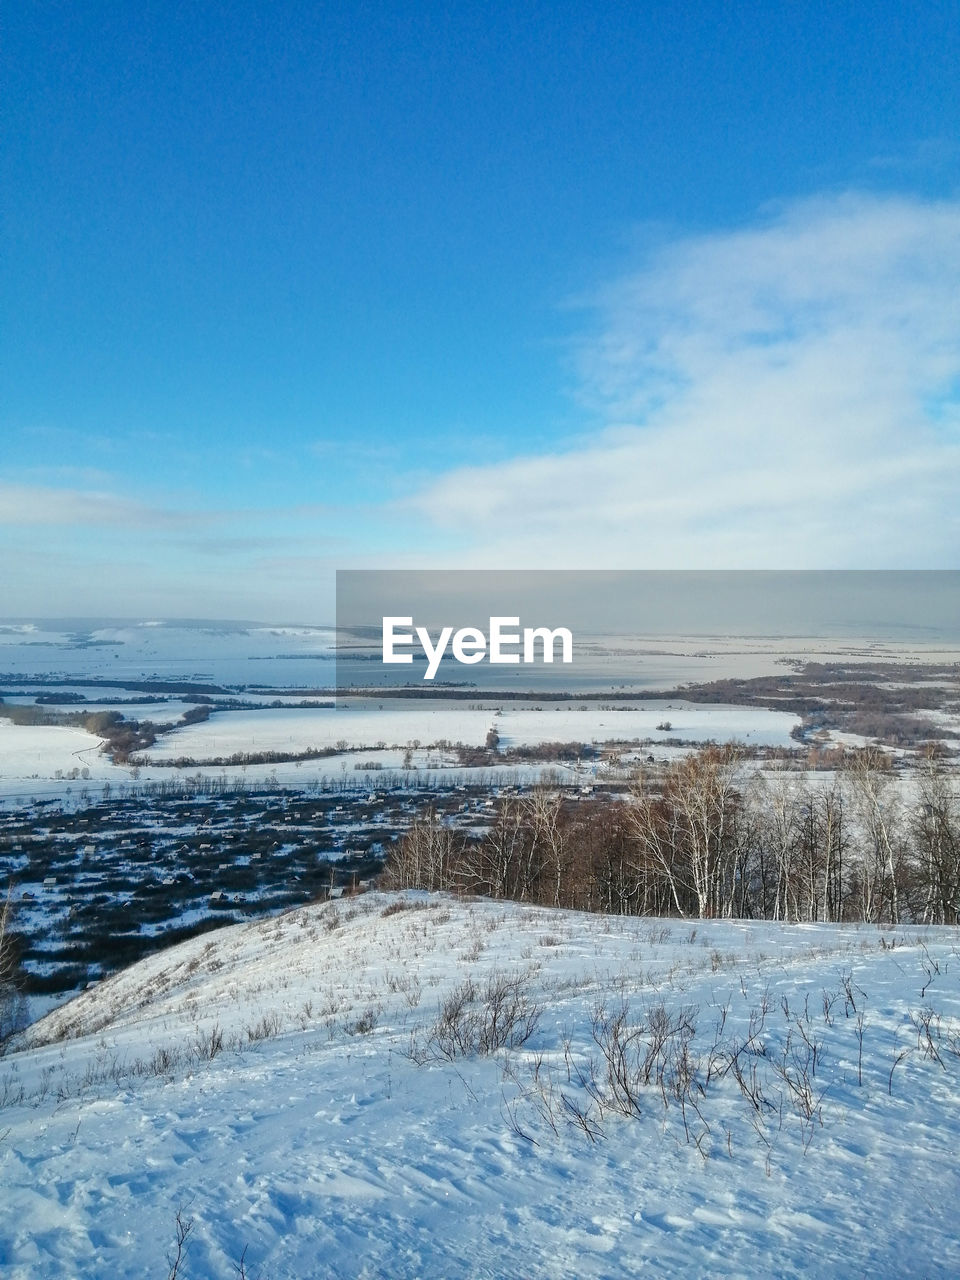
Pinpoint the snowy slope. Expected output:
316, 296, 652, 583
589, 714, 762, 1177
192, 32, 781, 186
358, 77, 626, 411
0, 718, 114, 784
2, 895, 959, 1278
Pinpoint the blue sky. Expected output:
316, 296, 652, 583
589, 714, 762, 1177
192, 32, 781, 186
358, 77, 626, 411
3, 2, 959, 621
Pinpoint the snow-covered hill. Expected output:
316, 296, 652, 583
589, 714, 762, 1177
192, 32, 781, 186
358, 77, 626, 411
2, 894, 959, 1278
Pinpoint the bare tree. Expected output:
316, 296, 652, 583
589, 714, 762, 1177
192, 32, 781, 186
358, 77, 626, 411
382, 810, 459, 891
910, 750, 960, 924
471, 799, 529, 900
625, 769, 689, 917
757, 768, 804, 921
809, 778, 849, 922
526, 790, 565, 907
666, 745, 745, 919
0, 886, 23, 1045
625, 747, 746, 919
845, 747, 903, 923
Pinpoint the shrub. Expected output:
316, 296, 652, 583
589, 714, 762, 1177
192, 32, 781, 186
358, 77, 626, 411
413, 971, 541, 1061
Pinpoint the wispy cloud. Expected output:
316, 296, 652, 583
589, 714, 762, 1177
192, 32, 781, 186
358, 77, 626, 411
0, 483, 176, 528
0, 481, 351, 617
866, 137, 960, 175
310, 440, 402, 462
408, 192, 960, 567
0, 484, 345, 531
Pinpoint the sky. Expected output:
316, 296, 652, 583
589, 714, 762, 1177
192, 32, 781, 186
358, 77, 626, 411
2, 1, 959, 622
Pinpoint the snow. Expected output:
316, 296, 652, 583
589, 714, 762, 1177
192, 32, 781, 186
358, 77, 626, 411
0, 697, 204, 731
0, 695, 797, 801
2, 894, 959, 1278
3, 619, 959, 691
0, 719, 113, 784
0, 691, 799, 804
0, 622, 336, 687
145, 698, 801, 761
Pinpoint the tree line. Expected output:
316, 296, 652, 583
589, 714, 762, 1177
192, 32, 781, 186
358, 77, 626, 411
383, 745, 960, 926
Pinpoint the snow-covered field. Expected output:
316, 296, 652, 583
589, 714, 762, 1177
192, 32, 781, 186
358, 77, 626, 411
0, 739, 560, 805
0, 719, 114, 784
0, 697, 799, 804
2, 893, 959, 1278
4, 617, 957, 803
145, 699, 801, 760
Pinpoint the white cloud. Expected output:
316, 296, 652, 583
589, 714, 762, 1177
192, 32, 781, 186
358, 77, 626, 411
0, 483, 163, 528
0, 484, 342, 532
408, 192, 960, 567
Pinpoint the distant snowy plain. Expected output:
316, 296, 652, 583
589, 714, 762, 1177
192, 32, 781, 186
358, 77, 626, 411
145, 700, 802, 758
